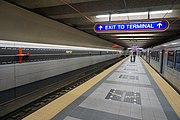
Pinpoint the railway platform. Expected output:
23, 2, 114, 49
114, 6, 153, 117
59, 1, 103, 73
23, 57, 180, 120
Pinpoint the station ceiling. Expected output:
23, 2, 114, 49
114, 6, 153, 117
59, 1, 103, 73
5, 0, 180, 48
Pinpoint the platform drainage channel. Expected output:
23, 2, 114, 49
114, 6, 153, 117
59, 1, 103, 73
105, 89, 141, 105
119, 75, 139, 80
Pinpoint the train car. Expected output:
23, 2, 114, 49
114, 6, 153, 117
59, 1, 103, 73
142, 39, 180, 93
0, 40, 123, 105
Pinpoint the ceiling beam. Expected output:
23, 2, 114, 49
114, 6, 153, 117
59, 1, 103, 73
31, 0, 179, 16
5, 0, 100, 9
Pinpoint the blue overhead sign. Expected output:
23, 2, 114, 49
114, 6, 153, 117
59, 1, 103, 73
94, 20, 169, 33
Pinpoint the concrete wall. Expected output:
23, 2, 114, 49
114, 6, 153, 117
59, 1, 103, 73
0, 39, 122, 92
0, 1, 116, 49
0, 54, 120, 91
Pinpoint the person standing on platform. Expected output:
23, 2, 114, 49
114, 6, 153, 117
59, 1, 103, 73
133, 51, 137, 62
130, 51, 133, 62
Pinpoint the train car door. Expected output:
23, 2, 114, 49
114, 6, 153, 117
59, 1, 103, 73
148, 50, 150, 63
160, 50, 165, 74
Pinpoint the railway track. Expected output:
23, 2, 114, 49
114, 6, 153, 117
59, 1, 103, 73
1, 56, 124, 120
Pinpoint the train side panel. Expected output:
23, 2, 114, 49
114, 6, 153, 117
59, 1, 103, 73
142, 40, 180, 93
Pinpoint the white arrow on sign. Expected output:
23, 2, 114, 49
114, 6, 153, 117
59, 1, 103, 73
99, 25, 103, 30
157, 23, 162, 28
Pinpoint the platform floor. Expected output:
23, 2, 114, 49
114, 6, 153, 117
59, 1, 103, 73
24, 57, 179, 120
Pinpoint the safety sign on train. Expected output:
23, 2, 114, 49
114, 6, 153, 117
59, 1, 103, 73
94, 20, 169, 33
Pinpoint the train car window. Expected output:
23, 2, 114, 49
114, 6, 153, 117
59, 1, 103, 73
153, 52, 155, 60
154, 51, 157, 60
151, 52, 154, 60
175, 50, 180, 72
150, 52, 152, 59
157, 51, 160, 62
151, 51, 154, 60
167, 51, 174, 68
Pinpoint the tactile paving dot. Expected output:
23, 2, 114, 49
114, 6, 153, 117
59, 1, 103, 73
136, 76, 139, 80
105, 89, 141, 105
122, 75, 128, 79
127, 65, 137, 66
124, 68, 138, 71
124, 91, 141, 105
129, 75, 136, 80
105, 89, 123, 101
119, 74, 139, 80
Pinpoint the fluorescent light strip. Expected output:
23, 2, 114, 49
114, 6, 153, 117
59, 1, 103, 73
150, 10, 173, 14
126, 12, 147, 16
111, 12, 147, 17
172, 42, 178, 45
113, 34, 156, 37
117, 38, 151, 40
0, 40, 120, 52
96, 12, 147, 18
96, 10, 173, 18
96, 14, 109, 18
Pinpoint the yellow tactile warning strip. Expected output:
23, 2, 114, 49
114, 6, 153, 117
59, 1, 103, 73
23, 57, 128, 120
140, 57, 180, 118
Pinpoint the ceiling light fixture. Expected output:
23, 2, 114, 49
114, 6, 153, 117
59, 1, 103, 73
116, 38, 151, 40
163, 44, 168, 46
112, 34, 156, 36
96, 14, 109, 18
96, 10, 173, 18
111, 12, 148, 17
150, 10, 173, 14
171, 42, 178, 45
